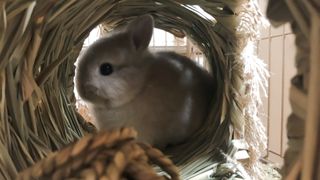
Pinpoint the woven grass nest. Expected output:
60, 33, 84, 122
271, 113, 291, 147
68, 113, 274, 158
0, 0, 268, 179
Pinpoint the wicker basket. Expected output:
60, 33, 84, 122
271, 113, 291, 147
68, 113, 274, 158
0, 0, 269, 179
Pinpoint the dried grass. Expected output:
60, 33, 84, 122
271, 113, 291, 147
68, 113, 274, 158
0, 0, 267, 179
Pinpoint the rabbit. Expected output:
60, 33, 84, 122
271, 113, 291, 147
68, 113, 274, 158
75, 15, 215, 149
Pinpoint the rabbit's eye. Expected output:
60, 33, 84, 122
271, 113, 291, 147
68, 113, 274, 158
100, 63, 113, 76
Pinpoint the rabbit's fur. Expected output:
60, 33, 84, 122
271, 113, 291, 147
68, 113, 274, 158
75, 15, 215, 148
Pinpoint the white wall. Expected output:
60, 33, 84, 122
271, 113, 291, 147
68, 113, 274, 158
258, 1, 296, 164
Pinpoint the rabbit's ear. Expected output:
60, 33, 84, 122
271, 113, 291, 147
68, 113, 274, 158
127, 15, 154, 51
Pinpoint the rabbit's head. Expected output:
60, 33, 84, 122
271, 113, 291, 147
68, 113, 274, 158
75, 15, 154, 107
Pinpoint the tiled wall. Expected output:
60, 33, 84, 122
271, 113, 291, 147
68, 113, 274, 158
258, 1, 297, 164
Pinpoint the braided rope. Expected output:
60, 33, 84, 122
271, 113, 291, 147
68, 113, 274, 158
16, 128, 180, 180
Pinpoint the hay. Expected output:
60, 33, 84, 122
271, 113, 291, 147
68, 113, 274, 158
0, 0, 267, 179
16, 128, 180, 180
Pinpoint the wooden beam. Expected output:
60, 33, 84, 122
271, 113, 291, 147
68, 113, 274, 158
301, 12, 320, 180
285, 155, 302, 180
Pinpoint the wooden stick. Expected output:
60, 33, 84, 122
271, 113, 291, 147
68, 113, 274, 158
285, 0, 310, 39
285, 155, 302, 180
301, 12, 320, 180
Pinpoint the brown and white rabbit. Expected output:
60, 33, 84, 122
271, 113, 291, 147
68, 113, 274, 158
75, 15, 215, 148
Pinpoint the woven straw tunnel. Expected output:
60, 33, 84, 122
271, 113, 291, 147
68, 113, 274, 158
267, 1, 320, 179
0, 0, 267, 179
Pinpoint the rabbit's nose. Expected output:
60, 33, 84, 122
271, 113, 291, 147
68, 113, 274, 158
84, 84, 98, 95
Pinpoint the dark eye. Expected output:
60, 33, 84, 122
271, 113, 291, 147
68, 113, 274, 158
99, 63, 113, 76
